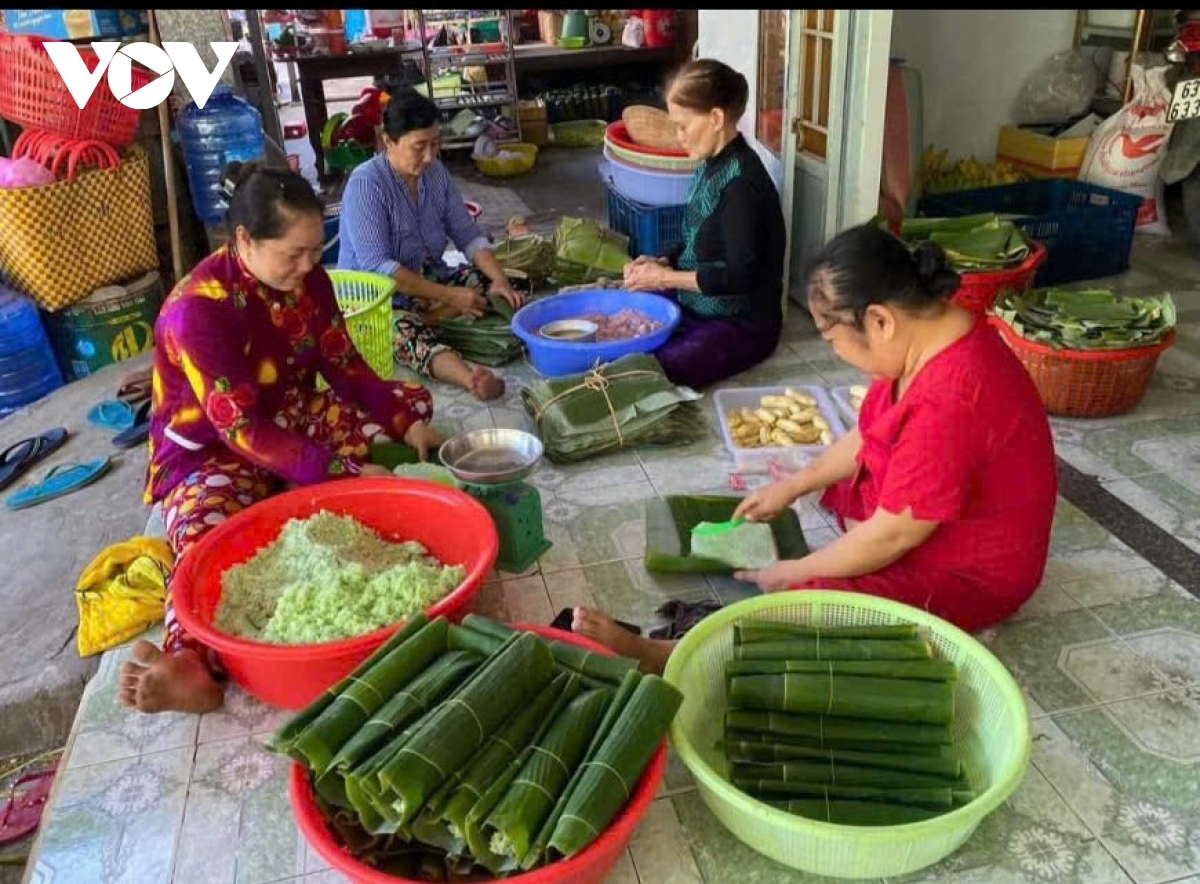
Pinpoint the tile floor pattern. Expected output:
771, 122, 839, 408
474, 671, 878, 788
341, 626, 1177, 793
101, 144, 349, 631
23, 238, 1200, 883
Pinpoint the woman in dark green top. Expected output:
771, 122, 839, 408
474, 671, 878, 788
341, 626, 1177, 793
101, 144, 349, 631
624, 59, 786, 389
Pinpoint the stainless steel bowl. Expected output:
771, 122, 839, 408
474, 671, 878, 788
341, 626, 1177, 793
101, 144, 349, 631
539, 318, 599, 342
438, 428, 544, 486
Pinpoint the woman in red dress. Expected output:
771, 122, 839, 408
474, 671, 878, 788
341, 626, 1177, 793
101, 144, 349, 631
575, 223, 1058, 673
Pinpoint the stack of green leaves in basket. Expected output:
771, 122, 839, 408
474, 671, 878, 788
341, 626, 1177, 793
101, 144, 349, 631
992, 287, 1176, 351
722, 619, 972, 826
435, 293, 525, 367
898, 213, 1029, 272
271, 612, 682, 879
521, 353, 708, 464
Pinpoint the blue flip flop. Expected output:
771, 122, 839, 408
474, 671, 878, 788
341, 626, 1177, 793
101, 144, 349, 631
4, 457, 112, 511
87, 401, 136, 433
112, 400, 152, 450
0, 428, 69, 492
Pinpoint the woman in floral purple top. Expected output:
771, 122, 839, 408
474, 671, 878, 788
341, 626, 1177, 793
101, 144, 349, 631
119, 162, 441, 716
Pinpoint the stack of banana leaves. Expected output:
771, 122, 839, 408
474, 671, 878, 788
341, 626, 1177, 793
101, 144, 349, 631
723, 620, 974, 826
272, 612, 681, 880
992, 287, 1176, 351
434, 294, 525, 367
900, 214, 1030, 273
520, 353, 708, 464
551, 216, 632, 286
492, 234, 556, 289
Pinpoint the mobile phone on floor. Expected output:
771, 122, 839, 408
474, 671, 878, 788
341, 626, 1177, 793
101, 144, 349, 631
550, 607, 642, 636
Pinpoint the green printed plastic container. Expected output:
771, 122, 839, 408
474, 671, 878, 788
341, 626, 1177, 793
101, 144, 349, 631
663, 591, 1031, 879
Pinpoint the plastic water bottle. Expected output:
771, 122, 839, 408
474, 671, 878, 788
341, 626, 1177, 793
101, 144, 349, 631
177, 85, 265, 226
0, 284, 64, 417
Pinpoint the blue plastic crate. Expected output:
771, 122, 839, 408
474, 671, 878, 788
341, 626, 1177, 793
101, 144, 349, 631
920, 179, 1142, 287
606, 186, 686, 258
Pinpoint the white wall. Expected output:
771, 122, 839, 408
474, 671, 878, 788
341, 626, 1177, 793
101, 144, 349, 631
890, 10, 1078, 161
696, 10, 783, 190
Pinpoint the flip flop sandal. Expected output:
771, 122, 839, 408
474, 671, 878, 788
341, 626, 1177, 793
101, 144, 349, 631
4, 456, 112, 511
117, 377, 152, 406
0, 763, 57, 846
112, 400, 152, 450
0, 427, 69, 492
87, 400, 136, 433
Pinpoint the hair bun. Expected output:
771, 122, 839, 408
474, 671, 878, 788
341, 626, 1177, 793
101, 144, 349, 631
219, 160, 268, 201
912, 241, 961, 300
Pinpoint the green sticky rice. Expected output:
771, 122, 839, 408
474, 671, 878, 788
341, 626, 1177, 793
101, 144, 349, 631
215, 511, 466, 644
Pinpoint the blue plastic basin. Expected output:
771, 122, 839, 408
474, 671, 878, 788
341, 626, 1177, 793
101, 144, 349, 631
511, 289, 681, 377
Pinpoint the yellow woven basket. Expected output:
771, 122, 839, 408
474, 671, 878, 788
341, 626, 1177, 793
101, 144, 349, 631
472, 143, 539, 178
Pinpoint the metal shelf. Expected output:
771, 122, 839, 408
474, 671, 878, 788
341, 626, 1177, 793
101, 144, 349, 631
435, 92, 516, 110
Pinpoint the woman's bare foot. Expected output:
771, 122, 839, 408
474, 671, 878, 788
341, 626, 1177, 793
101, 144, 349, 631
117, 640, 224, 714
467, 366, 505, 401
572, 607, 675, 675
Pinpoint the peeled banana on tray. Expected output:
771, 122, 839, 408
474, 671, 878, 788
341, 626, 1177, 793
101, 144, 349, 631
920, 147, 1026, 195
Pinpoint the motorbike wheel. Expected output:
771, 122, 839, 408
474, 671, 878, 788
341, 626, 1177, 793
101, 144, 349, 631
1183, 168, 1200, 244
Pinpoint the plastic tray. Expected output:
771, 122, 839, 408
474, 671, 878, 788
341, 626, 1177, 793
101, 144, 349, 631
829, 384, 863, 429
713, 384, 847, 474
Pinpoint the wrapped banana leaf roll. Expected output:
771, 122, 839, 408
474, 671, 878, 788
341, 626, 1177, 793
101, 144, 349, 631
288, 616, 449, 776
733, 637, 932, 661
732, 762, 969, 790
728, 672, 954, 723
268, 612, 431, 756
459, 614, 640, 686
768, 797, 943, 825
726, 741, 962, 779
724, 710, 953, 746
724, 730, 953, 757
378, 631, 557, 826
734, 622, 920, 642
734, 781, 960, 809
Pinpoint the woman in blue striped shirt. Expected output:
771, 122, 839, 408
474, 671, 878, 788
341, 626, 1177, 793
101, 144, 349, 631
338, 90, 522, 400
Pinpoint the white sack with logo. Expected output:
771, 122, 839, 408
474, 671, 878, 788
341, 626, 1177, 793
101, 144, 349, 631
1079, 63, 1175, 235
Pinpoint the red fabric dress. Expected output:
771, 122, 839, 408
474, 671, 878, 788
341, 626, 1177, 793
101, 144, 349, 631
808, 319, 1057, 631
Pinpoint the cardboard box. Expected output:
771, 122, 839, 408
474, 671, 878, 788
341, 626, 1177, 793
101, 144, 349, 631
3, 8, 125, 40
997, 125, 1092, 180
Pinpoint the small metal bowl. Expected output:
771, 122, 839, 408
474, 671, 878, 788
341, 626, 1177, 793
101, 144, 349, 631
539, 318, 599, 342
438, 428, 544, 486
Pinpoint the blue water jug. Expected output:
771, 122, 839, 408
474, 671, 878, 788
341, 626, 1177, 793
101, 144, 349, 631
177, 85, 265, 226
0, 284, 64, 417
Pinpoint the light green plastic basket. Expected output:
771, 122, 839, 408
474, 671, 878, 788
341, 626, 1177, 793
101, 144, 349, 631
663, 591, 1031, 880
327, 270, 395, 381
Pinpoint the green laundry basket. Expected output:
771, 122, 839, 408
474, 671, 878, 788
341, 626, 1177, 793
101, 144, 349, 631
327, 270, 395, 381
663, 591, 1031, 879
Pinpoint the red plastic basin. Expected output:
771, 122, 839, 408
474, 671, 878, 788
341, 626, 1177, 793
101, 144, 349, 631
289, 623, 666, 884
171, 478, 499, 709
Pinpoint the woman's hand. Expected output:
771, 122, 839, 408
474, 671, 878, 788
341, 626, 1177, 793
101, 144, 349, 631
359, 463, 395, 478
623, 260, 669, 291
403, 421, 444, 462
489, 278, 525, 309
734, 480, 798, 522
733, 561, 803, 592
625, 254, 668, 274
445, 284, 488, 318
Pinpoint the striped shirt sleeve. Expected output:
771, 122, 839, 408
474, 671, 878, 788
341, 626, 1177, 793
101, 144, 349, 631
435, 163, 490, 260
340, 168, 400, 277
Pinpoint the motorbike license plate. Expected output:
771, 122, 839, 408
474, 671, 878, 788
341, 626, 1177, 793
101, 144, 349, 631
1168, 77, 1200, 122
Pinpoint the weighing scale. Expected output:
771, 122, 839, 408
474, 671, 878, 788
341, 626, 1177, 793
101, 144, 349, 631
370, 429, 552, 574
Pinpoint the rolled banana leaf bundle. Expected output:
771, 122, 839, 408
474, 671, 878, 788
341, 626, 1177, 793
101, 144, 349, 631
551, 217, 631, 286
493, 234, 555, 287
520, 353, 708, 464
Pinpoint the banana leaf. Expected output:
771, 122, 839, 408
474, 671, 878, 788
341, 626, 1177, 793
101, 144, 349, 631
735, 780, 961, 809
993, 287, 1176, 351
724, 730, 953, 757
316, 649, 483, 807
725, 659, 957, 681
726, 741, 962, 779
285, 617, 449, 777
900, 215, 1029, 272
728, 672, 953, 723
484, 687, 613, 867
417, 672, 579, 855
767, 797, 943, 825
459, 615, 640, 686
690, 519, 778, 570
733, 638, 932, 661
268, 612, 431, 755
735, 621, 919, 641
544, 674, 683, 861
900, 213, 1004, 240
493, 234, 555, 286
645, 495, 808, 575
551, 217, 631, 285
435, 295, 525, 367
732, 762, 969, 790
724, 709, 953, 746
377, 631, 557, 826
521, 354, 708, 464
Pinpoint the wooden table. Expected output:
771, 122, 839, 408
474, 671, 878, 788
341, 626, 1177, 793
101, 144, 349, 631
295, 46, 425, 178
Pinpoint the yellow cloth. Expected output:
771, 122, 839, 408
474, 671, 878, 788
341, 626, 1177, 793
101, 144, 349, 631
75, 536, 174, 658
